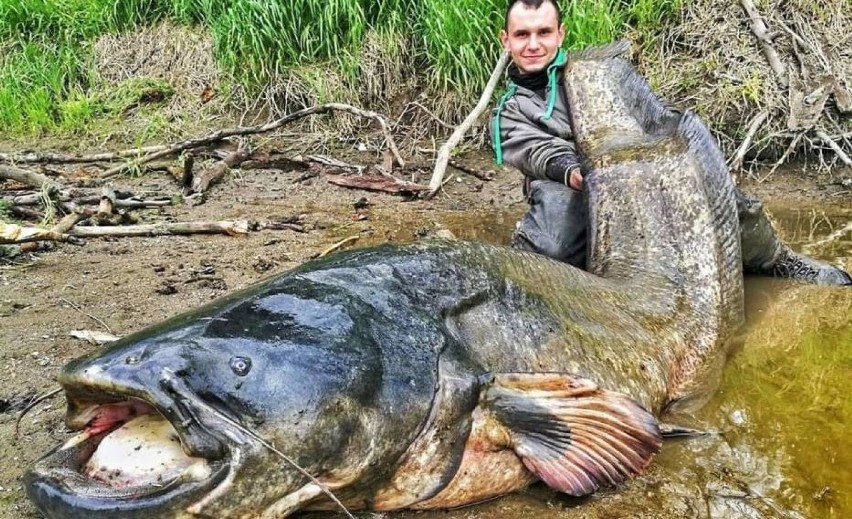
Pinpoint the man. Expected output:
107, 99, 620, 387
491, 0, 851, 285
492, 0, 587, 268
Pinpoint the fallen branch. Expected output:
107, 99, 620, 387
0, 165, 60, 192
3, 191, 171, 208
740, 0, 788, 87
729, 110, 770, 173
0, 145, 168, 164
99, 103, 404, 179
427, 51, 511, 197
1, 222, 84, 245
190, 145, 249, 194
815, 129, 852, 167
68, 220, 251, 238
327, 174, 428, 194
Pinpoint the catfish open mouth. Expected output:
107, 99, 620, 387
25, 396, 231, 518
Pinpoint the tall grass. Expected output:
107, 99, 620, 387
0, 0, 687, 136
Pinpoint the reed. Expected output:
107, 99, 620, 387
0, 0, 686, 135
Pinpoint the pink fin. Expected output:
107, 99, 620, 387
482, 373, 661, 496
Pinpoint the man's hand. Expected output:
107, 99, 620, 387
567, 167, 583, 190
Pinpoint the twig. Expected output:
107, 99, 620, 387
68, 220, 251, 238
319, 236, 360, 258
763, 132, 805, 180
399, 101, 455, 130
729, 110, 770, 173
802, 221, 852, 255
99, 103, 404, 179
15, 388, 63, 438
740, 0, 788, 87
427, 51, 511, 197
448, 158, 494, 181
59, 297, 114, 334
815, 129, 852, 167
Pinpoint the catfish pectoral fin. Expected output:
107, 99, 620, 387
482, 373, 661, 497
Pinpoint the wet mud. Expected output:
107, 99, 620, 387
1, 157, 850, 518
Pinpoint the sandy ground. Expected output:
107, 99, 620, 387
0, 149, 849, 517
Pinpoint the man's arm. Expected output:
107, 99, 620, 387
493, 98, 583, 187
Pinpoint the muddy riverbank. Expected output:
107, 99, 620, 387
1, 154, 850, 518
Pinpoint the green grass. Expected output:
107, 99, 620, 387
0, 0, 688, 136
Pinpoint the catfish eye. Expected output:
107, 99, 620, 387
230, 356, 252, 376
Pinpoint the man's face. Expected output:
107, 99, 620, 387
500, 1, 565, 74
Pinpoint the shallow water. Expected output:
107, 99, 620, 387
384, 202, 851, 519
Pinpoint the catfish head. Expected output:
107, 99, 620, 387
25, 275, 438, 518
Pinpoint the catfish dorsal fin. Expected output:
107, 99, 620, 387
481, 373, 661, 496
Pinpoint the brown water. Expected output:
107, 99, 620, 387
386, 203, 851, 519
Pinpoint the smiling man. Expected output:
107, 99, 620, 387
491, 0, 587, 267
490, 0, 851, 285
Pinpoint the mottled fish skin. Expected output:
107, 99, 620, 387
26, 43, 747, 518
562, 41, 744, 403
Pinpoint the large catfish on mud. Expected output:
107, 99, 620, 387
26, 43, 744, 518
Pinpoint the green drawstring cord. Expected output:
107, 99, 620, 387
543, 48, 567, 120
493, 48, 567, 164
492, 81, 517, 165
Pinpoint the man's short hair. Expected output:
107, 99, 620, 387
504, 0, 563, 29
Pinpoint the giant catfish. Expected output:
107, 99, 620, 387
23, 42, 836, 518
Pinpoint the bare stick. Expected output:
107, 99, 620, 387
740, 0, 788, 87
319, 236, 360, 258
0, 165, 60, 192
815, 130, 852, 167
427, 52, 511, 197
0, 145, 168, 165
325, 103, 404, 168
764, 132, 805, 180
68, 220, 251, 238
99, 103, 404, 179
448, 158, 494, 181
729, 110, 770, 173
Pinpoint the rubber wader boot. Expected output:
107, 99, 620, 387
737, 189, 851, 286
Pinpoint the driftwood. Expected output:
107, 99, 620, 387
0, 222, 83, 245
427, 52, 511, 197
0, 145, 168, 165
327, 174, 428, 194
99, 103, 404, 179
190, 145, 249, 194
68, 220, 251, 238
0, 165, 60, 192
3, 190, 171, 208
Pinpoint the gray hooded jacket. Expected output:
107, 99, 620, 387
490, 49, 582, 184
